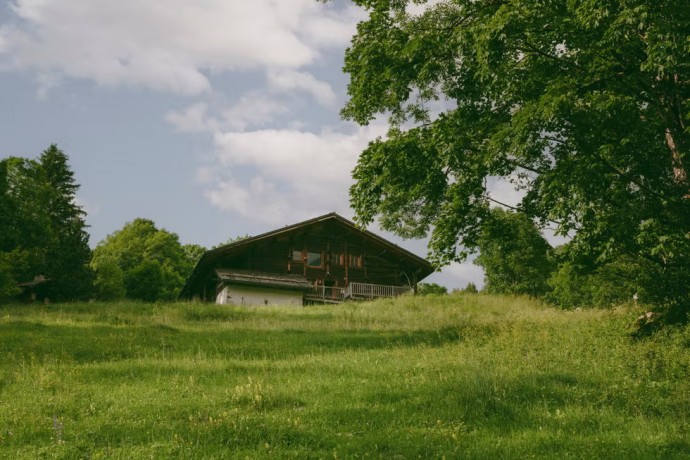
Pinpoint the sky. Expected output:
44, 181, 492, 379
0, 0, 489, 289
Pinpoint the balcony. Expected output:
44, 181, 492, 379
304, 282, 411, 304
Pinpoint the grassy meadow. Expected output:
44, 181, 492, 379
0, 294, 689, 458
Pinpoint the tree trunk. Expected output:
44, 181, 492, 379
665, 128, 689, 198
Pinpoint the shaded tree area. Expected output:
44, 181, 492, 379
0, 146, 93, 302
91, 218, 205, 302
474, 209, 553, 297
342, 0, 690, 323
472, 208, 652, 310
546, 253, 651, 310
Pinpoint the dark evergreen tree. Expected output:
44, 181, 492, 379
0, 157, 53, 298
0, 161, 17, 298
0, 147, 92, 301
38, 145, 94, 300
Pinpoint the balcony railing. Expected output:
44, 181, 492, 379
305, 282, 411, 304
344, 282, 411, 300
305, 286, 346, 303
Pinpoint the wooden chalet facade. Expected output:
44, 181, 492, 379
180, 213, 434, 305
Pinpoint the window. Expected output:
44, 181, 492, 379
307, 251, 323, 268
292, 250, 303, 262
331, 253, 343, 266
348, 254, 363, 269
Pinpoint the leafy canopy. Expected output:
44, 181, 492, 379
342, 0, 689, 312
91, 218, 201, 302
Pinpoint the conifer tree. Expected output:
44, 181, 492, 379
38, 145, 94, 300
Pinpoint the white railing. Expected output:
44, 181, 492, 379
343, 282, 411, 299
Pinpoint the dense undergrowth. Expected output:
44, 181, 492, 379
0, 294, 688, 458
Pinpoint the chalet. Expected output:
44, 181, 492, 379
180, 213, 434, 305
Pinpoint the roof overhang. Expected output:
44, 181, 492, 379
216, 269, 313, 291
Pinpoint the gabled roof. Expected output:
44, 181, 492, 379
206, 212, 430, 265
180, 212, 434, 298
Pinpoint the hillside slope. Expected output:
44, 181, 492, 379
0, 295, 688, 458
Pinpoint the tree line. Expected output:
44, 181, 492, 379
473, 208, 662, 312
0, 145, 207, 303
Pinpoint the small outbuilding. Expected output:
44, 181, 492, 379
17, 275, 51, 303
180, 213, 434, 305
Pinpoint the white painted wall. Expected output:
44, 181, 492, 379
216, 284, 303, 306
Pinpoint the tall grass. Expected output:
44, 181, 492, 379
0, 294, 688, 458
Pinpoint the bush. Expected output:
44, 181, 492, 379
547, 256, 651, 309
463, 282, 479, 294
417, 283, 448, 296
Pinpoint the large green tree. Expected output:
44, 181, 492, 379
0, 147, 92, 301
91, 218, 197, 301
39, 145, 94, 300
342, 0, 690, 317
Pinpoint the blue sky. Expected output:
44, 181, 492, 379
0, 0, 486, 289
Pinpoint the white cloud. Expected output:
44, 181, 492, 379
267, 70, 337, 107
201, 123, 387, 224
406, 0, 446, 16
204, 179, 254, 215
166, 93, 291, 134
0, 0, 361, 95
222, 94, 291, 131
487, 176, 526, 209
301, 4, 368, 47
427, 261, 485, 290
165, 103, 218, 133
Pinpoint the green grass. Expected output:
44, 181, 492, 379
0, 295, 688, 458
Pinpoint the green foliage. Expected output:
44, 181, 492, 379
546, 262, 592, 309
182, 243, 206, 270
0, 157, 51, 285
463, 282, 478, 294
546, 249, 671, 312
343, 0, 690, 318
91, 219, 191, 302
0, 146, 92, 301
125, 260, 164, 302
417, 282, 448, 295
212, 234, 250, 249
38, 145, 94, 300
474, 209, 553, 297
92, 257, 126, 300
0, 296, 689, 457
0, 253, 21, 299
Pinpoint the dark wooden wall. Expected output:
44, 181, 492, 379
210, 220, 412, 289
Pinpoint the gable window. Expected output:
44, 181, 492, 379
348, 254, 363, 269
292, 250, 303, 263
307, 251, 323, 268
